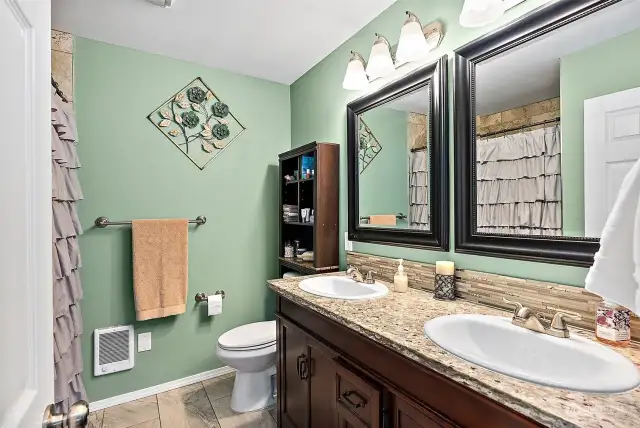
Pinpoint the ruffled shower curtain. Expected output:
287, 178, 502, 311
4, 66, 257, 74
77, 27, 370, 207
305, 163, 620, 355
476, 125, 562, 235
409, 149, 430, 230
52, 87, 86, 411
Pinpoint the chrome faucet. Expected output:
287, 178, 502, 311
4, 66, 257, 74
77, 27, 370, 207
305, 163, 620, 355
346, 266, 377, 284
503, 298, 581, 338
347, 266, 364, 282
365, 270, 377, 284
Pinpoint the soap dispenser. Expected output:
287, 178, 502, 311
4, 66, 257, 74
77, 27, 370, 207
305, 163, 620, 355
394, 259, 408, 293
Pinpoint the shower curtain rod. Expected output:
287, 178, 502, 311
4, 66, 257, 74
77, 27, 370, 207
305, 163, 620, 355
94, 215, 207, 228
477, 117, 560, 139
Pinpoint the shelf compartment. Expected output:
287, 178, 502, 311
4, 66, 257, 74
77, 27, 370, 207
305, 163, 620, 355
278, 257, 339, 275
285, 177, 315, 185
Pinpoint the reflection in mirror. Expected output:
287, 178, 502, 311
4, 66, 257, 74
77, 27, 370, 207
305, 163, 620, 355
357, 84, 430, 230
474, 0, 640, 239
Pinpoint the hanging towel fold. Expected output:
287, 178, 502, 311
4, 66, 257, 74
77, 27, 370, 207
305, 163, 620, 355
132, 219, 189, 321
369, 215, 397, 225
585, 159, 640, 314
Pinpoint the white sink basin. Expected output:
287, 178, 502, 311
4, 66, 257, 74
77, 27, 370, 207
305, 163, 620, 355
299, 276, 388, 300
424, 314, 640, 394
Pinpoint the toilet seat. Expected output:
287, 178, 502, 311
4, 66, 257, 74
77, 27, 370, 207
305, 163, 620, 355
218, 320, 276, 351
218, 340, 276, 351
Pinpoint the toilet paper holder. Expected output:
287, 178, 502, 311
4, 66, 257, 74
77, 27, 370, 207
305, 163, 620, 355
195, 290, 225, 303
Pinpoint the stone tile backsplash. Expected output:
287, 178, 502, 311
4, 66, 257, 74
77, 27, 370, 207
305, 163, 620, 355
346, 251, 640, 341
52, 30, 73, 102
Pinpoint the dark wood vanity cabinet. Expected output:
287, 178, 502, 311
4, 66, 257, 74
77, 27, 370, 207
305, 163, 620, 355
276, 297, 545, 428
278, 312, 459, 428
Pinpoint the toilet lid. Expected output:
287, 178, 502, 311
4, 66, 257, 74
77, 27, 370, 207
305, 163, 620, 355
218, 321, 276, 350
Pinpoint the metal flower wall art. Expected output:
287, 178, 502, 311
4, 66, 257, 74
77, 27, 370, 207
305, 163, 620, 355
148, 77, 246, 169
358, 118, 383, 173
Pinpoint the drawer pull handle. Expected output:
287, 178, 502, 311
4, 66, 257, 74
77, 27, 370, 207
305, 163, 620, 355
300, 356, 309, 380
297, 354, 309, 380
296, 354, 303, 378
341, 390, 366, 409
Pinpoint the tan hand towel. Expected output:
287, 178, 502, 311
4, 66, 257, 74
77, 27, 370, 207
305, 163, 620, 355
369, 215, 397, 225
132, 219, 188, 321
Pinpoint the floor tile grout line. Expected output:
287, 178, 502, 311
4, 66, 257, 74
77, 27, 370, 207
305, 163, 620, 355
156, 394, 162, 428
200, 380, 223, 426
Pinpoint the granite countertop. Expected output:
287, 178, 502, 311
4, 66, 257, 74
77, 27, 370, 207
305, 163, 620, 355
267, 273, 640, 428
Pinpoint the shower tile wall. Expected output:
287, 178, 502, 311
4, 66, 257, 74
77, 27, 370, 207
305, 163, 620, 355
476, 97, 560, 136
52, 29, 73, 102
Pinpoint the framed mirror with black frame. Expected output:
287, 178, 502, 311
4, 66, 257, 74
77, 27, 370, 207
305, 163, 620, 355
347, 55, 449, 250
454, 0, 640, 267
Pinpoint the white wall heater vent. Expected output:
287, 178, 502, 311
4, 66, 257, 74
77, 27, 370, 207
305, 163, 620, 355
94, 325, 134, 376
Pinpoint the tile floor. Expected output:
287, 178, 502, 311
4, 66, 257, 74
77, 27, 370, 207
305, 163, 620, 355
88, 373, 277, 428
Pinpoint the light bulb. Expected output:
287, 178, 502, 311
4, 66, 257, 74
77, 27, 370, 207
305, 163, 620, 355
459, 0, 505, 28
342, 52, 369, 90
366, 34, 395, 80
396, 11, 430, 64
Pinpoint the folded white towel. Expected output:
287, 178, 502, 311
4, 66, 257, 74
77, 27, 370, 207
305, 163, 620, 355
585, 158, 640, 314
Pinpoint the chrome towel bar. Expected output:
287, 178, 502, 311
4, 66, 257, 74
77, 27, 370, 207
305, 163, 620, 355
95, 215, 206, 228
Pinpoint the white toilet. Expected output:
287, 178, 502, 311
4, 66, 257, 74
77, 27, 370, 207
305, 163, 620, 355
216, 320, 277, 413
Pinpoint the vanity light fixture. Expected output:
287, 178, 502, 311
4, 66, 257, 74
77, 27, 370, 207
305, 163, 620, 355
396, 11, 431, 63
459, 0, 505, 28
342, 52, 370, 90
425, 27, 442, 50
366, 34, 395, 80
342, 15, 444, 91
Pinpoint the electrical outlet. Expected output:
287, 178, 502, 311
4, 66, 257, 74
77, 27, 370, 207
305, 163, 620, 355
344, 232, 353, 252
138, 332, 151, 352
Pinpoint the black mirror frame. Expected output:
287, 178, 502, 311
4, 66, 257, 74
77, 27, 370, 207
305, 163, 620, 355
347, 55, 449, 251
454, 0, 621, 267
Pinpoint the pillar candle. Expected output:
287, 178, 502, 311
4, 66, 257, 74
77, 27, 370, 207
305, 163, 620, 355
435, 261, 455, 276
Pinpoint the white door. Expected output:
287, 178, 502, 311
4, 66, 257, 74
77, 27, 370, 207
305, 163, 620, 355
0, 0, 54, 427
584, 86, 640, 237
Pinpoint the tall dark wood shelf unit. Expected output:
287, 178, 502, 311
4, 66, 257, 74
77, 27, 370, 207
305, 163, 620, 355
278, 142, 339, 276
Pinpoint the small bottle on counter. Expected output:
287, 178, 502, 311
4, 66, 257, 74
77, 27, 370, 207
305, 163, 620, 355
595, 301, 631, 347
394, 259, 408, 293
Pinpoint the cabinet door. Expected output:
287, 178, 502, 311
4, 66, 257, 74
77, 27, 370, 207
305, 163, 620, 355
280, 320, 309, 428
393, 392, 457, 428
308, 337, 338, 428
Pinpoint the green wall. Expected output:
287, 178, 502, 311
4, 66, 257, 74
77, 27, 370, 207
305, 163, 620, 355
291, 0, 589, 286
75, 38, 290, 401
560, 28, 640, 236
360, 107, 408, 227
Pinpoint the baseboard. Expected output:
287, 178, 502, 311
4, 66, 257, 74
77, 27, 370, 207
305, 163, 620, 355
89, 366, 235, 412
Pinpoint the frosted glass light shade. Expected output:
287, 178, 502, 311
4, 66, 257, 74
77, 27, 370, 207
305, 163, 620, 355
342, 54, 369, 90
366, 35, 395, 79
396, 20, 430, 63
459, 0, 505, 28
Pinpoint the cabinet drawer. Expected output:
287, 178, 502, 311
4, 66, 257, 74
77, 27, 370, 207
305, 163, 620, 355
393, 391, 458, 428
335, 360, 381, 428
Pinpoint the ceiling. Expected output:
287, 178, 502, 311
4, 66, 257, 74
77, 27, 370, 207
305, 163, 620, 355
476, 0, 640, 115
52, 0, 399, 84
